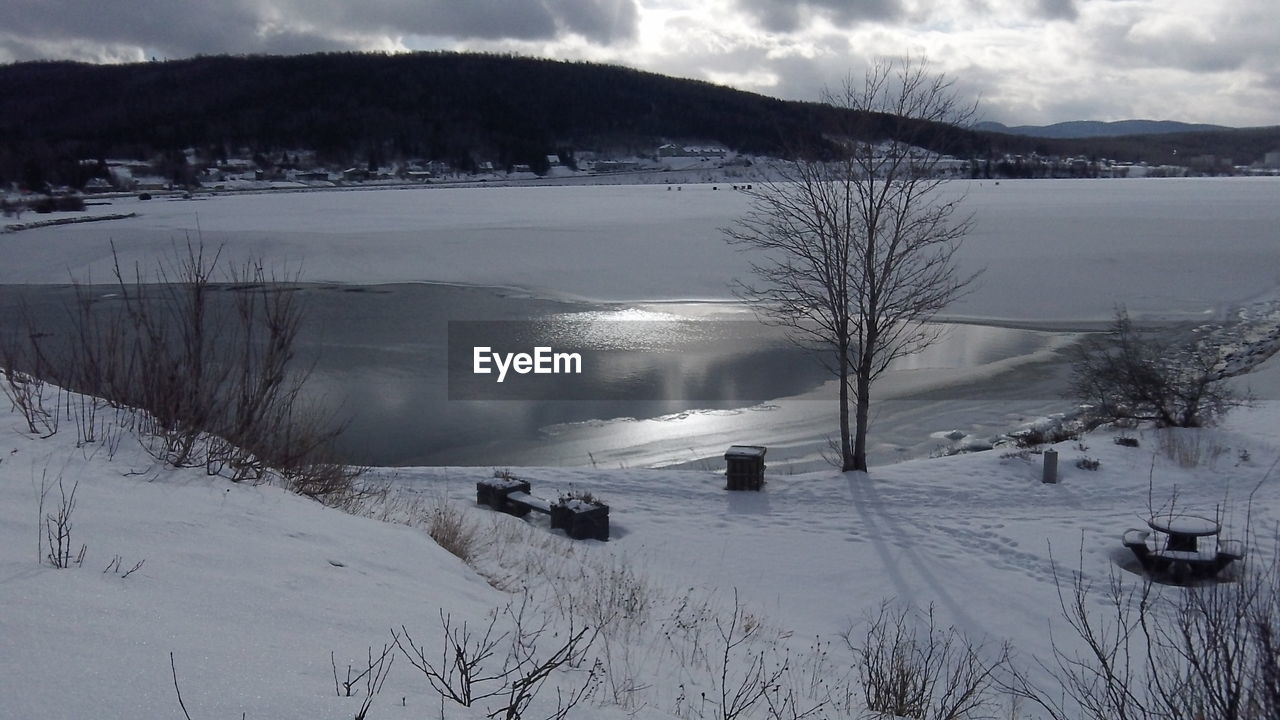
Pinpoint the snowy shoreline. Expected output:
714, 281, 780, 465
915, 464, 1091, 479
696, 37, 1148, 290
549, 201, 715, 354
1, 210, 137, 234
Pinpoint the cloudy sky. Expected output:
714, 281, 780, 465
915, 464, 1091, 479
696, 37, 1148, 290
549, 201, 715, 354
2, 0, 1276, 127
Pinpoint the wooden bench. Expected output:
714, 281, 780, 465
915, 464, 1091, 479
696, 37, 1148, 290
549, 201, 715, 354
476, 477, 609, 541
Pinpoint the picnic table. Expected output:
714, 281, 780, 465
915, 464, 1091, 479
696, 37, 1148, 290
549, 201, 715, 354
1122, 512, 1244, 581
1147, 513, 1220, 552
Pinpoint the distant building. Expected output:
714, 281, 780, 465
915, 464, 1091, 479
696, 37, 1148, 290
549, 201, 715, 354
657, 143, 727, 158
592, 160, 642, 173
1264, 150, 1280, 169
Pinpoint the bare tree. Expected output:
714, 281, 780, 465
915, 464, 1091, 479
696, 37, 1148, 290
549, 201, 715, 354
725, 57, 979, 471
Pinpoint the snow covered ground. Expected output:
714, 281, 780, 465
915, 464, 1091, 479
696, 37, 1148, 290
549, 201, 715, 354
3, 350, 1277, 718
3, 177, 1279, 322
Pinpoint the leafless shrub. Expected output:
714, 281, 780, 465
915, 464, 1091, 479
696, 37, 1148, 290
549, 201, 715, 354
6, 239, 361, 504
707, 592, 785, 720
428, 497, 481, 563
1, 340, 58, 435
331, 644, 396, 720
102, 554, 146, 579
347, 483, 424, 526
65, 386, 105, 446
572, 557, 652, 631
269, 430, 369, 507
1010, 424, 1079, 449
395, 609, 504, 707
40, 475, 84, 569
1157, 428, 1230, 469
566, 562, 666, 711
669, 592, 796, 720
1069, 309, 1246, 428
394, 596, 600, 720
848, 601, 1008, 720
762, 636, 844, 720
1075, 456, 1101, 471
498, 599, 602, 720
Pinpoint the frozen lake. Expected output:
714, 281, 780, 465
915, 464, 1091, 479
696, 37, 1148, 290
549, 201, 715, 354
3, 178, 1277, 468
6, 177, 1280, 322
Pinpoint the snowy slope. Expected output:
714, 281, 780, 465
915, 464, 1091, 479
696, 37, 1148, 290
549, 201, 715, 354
4, 356, 1277, 718
0, 405, 504, 719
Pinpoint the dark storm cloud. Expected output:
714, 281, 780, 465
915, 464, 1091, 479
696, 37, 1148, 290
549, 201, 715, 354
0, 0, 639, 61
0, 3, 268, 58
309, 0, 639, 42
1034, 0, 1078, 21
545, 0, 639, 41
734, 0, 905, 32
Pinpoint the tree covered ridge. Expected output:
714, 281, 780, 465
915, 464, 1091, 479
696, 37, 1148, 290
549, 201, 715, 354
1, 51, 1277, 189
0, 52, 847, 184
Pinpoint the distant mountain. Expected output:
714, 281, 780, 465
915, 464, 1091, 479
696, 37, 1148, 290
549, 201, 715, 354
975, 119, 1233, 139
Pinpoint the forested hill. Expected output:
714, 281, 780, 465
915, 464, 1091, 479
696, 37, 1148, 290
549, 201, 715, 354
0, 52, 914, 184
2, 52, 1277, 188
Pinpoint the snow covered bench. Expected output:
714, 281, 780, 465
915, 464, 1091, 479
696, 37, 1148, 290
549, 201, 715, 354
475, 476, 532, 515
476, 477, 609, 541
